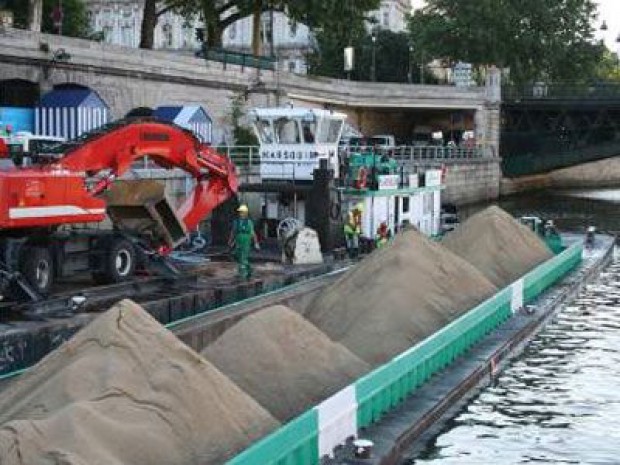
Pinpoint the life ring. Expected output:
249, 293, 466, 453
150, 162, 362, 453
356, 166, 368, 189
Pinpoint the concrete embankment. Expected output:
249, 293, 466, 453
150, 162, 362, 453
501, 156, 620, 196
416, 158, 501, 206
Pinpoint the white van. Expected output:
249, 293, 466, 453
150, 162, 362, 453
6, 132, 65, 165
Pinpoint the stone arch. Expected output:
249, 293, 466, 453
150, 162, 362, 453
126, 107, 154, 118
0, 79, 40, 107
53, 82, 95, 92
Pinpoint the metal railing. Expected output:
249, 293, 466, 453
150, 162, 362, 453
503, 82, 620, 102
215, 145, 493, 170
341, 145, 492, 163
195, 47, 277, 71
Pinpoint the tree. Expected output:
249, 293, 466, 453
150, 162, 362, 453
592, 48, 620, 82
408, 0, 605, 85
139, 0, 189, 49
3, 0, 89, 38
165, 0, 380, 54
43, 0, 89, 38
305, 0, 380, 78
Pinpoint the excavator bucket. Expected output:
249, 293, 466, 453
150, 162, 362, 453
104, 179, 187, 248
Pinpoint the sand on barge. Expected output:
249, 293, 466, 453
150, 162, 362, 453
224, 234, 612, 465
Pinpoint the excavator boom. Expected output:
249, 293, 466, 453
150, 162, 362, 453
0, 119, 238, 240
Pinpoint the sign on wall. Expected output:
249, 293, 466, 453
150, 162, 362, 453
378, 174, 399, 190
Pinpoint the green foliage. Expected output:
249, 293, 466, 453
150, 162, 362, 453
592, 49, 620, 82
408, 0, 605, 84
229, 93, 258, 146
305, 0, 380, 78
2, 0, 89, 38
43, 0, 89, 38
310, 28, 438, 83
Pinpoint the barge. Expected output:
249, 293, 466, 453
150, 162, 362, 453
215, 233, 611, 465
0, 230, 612, 464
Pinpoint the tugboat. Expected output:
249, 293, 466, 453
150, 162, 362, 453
247, 106, 444, 250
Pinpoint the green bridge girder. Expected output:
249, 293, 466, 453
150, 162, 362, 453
501, 83, 620, 177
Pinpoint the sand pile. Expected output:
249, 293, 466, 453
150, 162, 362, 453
305, 229, 498, 365
202, 305, 370, 422
442, 206, 553, 288
0, 299, 278, 465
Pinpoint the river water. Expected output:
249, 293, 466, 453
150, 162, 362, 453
410, 189, 620, 464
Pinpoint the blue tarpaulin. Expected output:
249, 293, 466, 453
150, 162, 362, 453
36, 88, 109, 139
0, 107, 34, 133
153, 105, 212, 143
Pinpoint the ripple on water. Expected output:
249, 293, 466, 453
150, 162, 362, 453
413, 258, 620, 464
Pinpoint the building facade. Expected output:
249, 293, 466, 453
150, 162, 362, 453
84, 0, 411, 73
368, 0, 410, 32
85, 0, 202, 50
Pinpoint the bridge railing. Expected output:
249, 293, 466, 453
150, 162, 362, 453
503, 82, 620, 101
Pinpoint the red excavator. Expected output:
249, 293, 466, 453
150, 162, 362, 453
0, 119, 238, 300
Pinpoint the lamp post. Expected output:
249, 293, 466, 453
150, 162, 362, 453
371, 32, 377, 82
616, 33, 620, 72
408, 45, 413, 83
420, 53, 425, 84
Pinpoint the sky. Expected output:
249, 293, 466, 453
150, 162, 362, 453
409, 0, 620, 52
595, 0, 620, 51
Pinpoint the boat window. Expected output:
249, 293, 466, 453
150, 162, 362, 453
256, 120, 274, 143
402, 196, 410, 213
274, 117, 301, 144
302, 120, 316, 143
316, 119, 343, 144
326, 120, 343, 143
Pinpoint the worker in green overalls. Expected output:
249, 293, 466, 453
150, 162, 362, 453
229, 204, 260, 279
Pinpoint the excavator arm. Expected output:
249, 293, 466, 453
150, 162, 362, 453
0, 119, 238, 249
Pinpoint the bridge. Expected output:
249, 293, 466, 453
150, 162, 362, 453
501, 83, 620, 177
0, 27, 499, 152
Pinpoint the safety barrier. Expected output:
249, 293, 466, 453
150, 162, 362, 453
226, 243, 583, 465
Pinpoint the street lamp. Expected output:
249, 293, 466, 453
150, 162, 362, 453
616, 33, 620, 70
371, 32, 377, 82
408, 45, 413, 84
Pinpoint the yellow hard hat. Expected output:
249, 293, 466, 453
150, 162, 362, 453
237, 204, 249, 213
354, 202, 364, 213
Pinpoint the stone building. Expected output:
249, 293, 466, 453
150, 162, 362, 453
84, 0, 412, 74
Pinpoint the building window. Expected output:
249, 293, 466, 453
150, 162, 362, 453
103, 25, 113, 43
121, 25, 133, 46
182, 23, 191, 47
228, 22, 237, 39
289, 21, 297, 38
162, 23, 173, 48
261, 16, 272, 46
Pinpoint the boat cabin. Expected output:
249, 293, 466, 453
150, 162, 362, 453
249, 107, 346, 180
